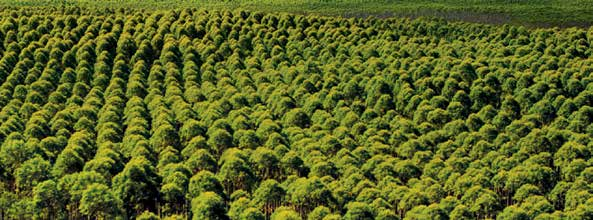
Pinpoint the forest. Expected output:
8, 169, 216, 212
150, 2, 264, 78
0, 5, 593, 220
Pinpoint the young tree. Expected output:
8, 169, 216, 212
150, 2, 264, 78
344, 202, 374, 220
15, 156, 51, 195
252, 179, 285, 216
112, 157, 160, 218
270, 206, 301, 220
188, 170, 225, 199
79, 183, 121, 218
32, 180, 63, 219
191, 192, 229, 220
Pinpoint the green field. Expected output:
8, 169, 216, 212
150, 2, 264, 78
3, 0, 593, 27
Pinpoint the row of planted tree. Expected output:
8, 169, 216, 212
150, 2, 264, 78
1, 6, 593, 220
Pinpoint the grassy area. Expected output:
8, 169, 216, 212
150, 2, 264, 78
2, 0, 593, 27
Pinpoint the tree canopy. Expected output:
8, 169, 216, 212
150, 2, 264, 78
1, 6, 593, 220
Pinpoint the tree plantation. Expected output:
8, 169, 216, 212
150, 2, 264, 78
1, 6, 593, 220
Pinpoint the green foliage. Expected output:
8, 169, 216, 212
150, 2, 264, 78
15, 156, 51, 194
32, 180, 63, 219
137, 210, 160, 220
189, 170, 224, 199
191, 192, 228, 220
79, 183, 121, 218
344, 202, 374, 220
1, 6, 593, 220
270, 206, 301, 220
